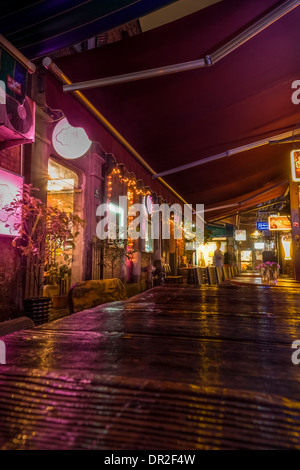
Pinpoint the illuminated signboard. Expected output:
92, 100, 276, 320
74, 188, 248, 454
52, 117, 92, 159
235, 230, 247, 241
268, 216, 291, 231
0, 169, 23, 236
291, 150, 300, 182
257, 221, 269, 231
254, 242, 265, 250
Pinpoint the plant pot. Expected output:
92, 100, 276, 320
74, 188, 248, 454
270, 270, 278, 286
43, 284, 59, 298
260, 268, 270, 285
24, 297, 51, 325
52, 294, 68, 310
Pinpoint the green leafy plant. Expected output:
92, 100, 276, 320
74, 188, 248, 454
45, 257, 72, 295
99, 239, 133, 279
3, 184, 85, 297
94, 226, 134, 280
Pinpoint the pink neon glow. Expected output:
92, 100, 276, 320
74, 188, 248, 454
0, 169, 23, 236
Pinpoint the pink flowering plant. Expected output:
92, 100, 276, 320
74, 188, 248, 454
256, 262, 280, 271
268, 261, 280, 272
256, 261, 280, 283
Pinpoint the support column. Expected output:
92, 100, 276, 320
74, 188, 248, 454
289, 177, 300, 280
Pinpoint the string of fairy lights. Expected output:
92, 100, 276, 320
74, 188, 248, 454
107, 166, 152, 250
106, 165, 193, 249
107, 167, 152, 200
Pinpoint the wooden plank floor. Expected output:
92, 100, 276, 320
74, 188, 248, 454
1, 284, 300, 450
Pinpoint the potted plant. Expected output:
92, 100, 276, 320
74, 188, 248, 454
268, 261, 280, 285
46, 259, 72, 309
256, 261, 280, 285
3, 184, 84, 324
256, 262, 270, 284
94, 229, 133, 283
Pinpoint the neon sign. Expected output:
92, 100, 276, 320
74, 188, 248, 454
291, 150, 300, 182
269, 216, 291, 231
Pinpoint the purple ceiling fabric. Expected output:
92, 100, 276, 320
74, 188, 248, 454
46, 0, 300, 216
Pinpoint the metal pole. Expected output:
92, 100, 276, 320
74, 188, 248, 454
154, 131, 297, 179
63, 58, 207, 92
62, 0, 300, 92
0, 34, 36, 74
210, 0, 300, 63
43, 58, 190, 207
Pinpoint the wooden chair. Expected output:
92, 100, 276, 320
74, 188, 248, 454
216, 266, 224, 284
193, 267, 204, 285
163, 264, 184, 284
207, 267, 219, 285
223, 266, 230, 280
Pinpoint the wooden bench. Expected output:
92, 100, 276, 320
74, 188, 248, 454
0, 317, 35, 337
69, 279, 128, 314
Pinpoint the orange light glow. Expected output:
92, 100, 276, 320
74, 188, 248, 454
291, 150, 300, 182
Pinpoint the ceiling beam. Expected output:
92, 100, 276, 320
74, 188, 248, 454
204, 180, 288, 219
43, 57, 191, 207
0, 34, 36, 73
153, 130, 300, 179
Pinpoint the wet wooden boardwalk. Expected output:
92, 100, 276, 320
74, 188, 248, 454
1, 284, 300, 450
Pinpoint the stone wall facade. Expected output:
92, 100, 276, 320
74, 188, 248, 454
0, 146, 21, 174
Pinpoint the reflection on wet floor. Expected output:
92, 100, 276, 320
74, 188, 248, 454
1, 284, 300, 449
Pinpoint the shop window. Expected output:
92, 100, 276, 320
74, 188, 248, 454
46, 158, 81, 290
108, 202, 125, 245
47, 159, 78, 213
145, 221, 153, 253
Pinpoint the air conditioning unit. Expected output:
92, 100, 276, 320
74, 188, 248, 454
0, 93, 35, 143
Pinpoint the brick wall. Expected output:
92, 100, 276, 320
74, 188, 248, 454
0, 236, 22, 322
0, 145, 22, 321
0, 146, 21, 174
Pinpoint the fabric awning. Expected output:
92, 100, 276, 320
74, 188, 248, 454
0, 0, 177, 59
46, 73, 180, 204
45, 0, 300, 218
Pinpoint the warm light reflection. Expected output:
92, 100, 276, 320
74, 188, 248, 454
197, 242, 226, 266
291, 149, 300, 182
47, 178, 75, 192
252, 231, 260, 238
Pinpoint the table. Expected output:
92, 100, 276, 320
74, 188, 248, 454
1, 284, 300, 449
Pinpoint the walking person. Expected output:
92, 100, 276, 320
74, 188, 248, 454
213, 241, 224, 267
224, 245, 236, 267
